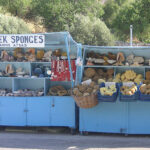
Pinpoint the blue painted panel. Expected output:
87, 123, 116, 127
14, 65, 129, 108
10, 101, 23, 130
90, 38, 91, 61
0, 78, 12, 89
14, 78, 44, 91
128, 101, 150, 134
51, 96, 76, 128
27, 97, 51, 126
79, 99, 127, 133
0, 97, 26, 126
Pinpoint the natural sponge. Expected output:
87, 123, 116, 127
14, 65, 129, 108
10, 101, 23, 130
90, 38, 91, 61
84, 68, 96, 78
146, 71, 150, 80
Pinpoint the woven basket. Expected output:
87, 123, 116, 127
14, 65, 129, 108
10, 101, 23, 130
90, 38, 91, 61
73, 94, 98, 109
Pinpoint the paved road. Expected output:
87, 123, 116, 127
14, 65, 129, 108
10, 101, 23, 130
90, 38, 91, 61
0, 132, 150, 150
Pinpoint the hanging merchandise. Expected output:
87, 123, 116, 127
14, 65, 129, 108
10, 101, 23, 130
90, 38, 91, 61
51, 57, 76, 81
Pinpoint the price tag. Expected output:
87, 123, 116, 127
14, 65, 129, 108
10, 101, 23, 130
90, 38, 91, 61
123, 82, 134, 87
105, 82, 116, 87
82, 79, 92, 85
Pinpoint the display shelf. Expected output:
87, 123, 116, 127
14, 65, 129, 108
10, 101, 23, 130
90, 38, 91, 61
0, 32, 80, 130
31, 62, 51, 64
31, 62, 51, 78
83, 65, 150, 68
79, 46, 150, 135
45, 79, 72, 96
83, 46, 150, 67
13, 78, 44, 91
0, 62, 31, 76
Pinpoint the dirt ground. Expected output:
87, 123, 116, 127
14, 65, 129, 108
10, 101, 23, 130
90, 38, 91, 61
0, 129, 150, 150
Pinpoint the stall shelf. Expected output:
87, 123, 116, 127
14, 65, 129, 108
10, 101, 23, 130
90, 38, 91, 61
79, 45, 150, 135
0, 32, 81, 132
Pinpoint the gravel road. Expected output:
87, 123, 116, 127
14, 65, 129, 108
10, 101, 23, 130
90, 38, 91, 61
0, 132, 150, 150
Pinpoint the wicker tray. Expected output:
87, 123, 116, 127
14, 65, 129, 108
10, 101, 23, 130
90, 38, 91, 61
73, 94, 98, 109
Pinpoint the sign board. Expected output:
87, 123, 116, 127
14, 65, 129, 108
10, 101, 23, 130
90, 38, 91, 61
105, 82, 116, 87
123, 82, 134, 87
0, 34, 45, 47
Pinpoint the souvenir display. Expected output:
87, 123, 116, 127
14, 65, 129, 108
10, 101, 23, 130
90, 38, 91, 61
72, 81, 99, 109
0, 64, 29, 77
42, 50, 52, 62
0, 88, 44, 96
36, 50, 44, 60
13, 89, 44, 97
16, 67, 29, 77
5, 64, 14, 75
48, 85, 71, 96
0, 48, 52, 62
14, 48, 24, 61
113, 70, 143, 84
32, 65, 51, 78
83, 68, 114, 83
1, 50, 14, 61
120, 84, 137, 96
0, 89, 13, 96
126, 54, 144, 66
51, 58, 76, 81
85, 51, 147, 66
73, 81, 99, 97
100, 84, 117, 96
86, 51, 116, 65
140, 84, 150, 95
25, 48, 36, 62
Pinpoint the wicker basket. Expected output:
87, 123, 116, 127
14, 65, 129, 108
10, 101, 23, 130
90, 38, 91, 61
73, 94, 98, 109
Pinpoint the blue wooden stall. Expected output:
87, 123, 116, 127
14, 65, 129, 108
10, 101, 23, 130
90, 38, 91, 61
79, 46, 150, 135
0, 32, 81, 132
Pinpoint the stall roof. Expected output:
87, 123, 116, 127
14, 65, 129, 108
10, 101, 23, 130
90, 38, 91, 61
41, 32, 77, 46
83, 45, 150, 49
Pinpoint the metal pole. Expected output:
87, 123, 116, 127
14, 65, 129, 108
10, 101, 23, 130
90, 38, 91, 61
130, 25, 133, 46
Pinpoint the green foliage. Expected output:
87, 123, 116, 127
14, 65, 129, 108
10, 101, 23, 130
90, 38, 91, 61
103, 0, 120, 27
30, 0, 74, 31
66, 14, 115, 46
30, 0, 104, 31
0, 0, 149, 44
71, 0, 104, 18
0, 14, 31, 34
112, 0, 150, 42
103, 0, 135, 28
0, 0, 32, 18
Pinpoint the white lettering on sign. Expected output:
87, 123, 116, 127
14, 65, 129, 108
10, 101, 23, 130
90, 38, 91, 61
105, 82, 116, 87
0, 34, 45, 47
123, 82, 134, 87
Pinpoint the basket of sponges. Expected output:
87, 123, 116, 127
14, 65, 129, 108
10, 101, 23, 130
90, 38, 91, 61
72, 81, 99, 108
139, 83, 150, 101
119, 82, 139, 102
98, 82, 118, 102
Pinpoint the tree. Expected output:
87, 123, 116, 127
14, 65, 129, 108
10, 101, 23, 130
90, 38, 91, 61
103, 0, 120, 28
66, 14, 115, 46
31, 0, 104, 31
112, 0, 150, 42
0, 14, 31, 34
0, 0, 32, 18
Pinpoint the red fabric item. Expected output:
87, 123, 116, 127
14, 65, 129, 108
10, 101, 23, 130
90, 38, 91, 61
51, 59, 76, 81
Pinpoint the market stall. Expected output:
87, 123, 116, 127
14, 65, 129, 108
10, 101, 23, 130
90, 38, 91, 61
78, 45, 150, 135
0, 32, 81, 133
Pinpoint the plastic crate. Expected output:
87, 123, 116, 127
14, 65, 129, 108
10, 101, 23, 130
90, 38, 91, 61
139, 91, 150, 101
97, 82, 118, 102
119, 83, 139, 102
